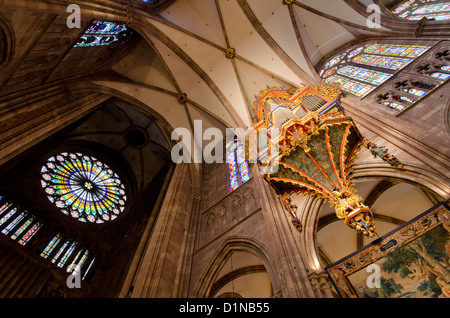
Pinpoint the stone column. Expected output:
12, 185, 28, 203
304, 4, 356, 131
308, 271, 335, 298
129, 163, 199, 298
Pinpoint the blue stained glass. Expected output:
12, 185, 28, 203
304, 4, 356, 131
74, 21, 129, 48
86, 21, 127, 35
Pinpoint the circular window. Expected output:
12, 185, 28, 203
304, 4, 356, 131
40, 152, 127, 223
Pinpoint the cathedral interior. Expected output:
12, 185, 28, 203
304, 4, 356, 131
0, 0, 449, 299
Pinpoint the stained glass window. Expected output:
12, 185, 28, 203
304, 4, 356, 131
41, 233, 61, 258
74, 20, 130, 48
325, 75, 376, 97
57, 241, 77, 268
324, 53, 346, 69
41, 152, 127, 224
227, 137, 250, 192
0, 196, 43, 246
352, 54, 412, 70
83, 256, 96, 280
337, 65, 392, 85
429, 72, 450, 79
1, 211, 26, 235
364, 44, 429, 58
10, 216, 33, 240
392, 0, 450, 20
403, 88, 428, 97
347, 46, 363, 59
383, 102, 406, 111
18, 222, 42, 246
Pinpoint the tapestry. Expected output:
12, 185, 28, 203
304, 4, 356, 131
325, 201, 450, 298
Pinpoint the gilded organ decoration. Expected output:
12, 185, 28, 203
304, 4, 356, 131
248, 85, 384, 237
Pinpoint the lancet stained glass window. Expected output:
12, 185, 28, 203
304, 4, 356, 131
0, 197, 43, 246
337, 65, 393, 85
41, 152, 127, 223
320, 42, 431, 100
227, 137, 250, 192
74, 20, 130, 48
392, 0, 450, 21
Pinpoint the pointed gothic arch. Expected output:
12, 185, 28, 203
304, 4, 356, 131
194, 237, 280, 298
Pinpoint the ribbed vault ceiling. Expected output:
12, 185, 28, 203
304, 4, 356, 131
107, 0, 393, 136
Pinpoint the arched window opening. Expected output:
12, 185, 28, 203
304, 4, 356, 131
320, 43, 431, 98
319, 41, 450, 112
41, 151, 127, 224
74, 20, 133, 48
392, 0, 450, 21
209, 251, 272, 298
226, 137, 250, 192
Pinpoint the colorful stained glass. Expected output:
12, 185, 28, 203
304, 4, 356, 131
393, 0, 416, 14
227, 138, 250, 192
323, 66, 338, 77
74, 21, 129, 48
325, 75, 375, 97
0, 207, 17, 226
364, 44, 429, 58
412, 3, 450, 14
352, 54, 412, 70
324, 53, 346, 69
2, 211, 26, 235
237, 143, 250, 184
429, 72, 450, 79
347, 46, 364, 59
18, 222, 42, 246
41, 152, 127, 224
408, 12, 450, 19
337, 65, 392, 85
0, 201, 13, 217
392, 1, 450, 20
70, 250, 89, 275
57, 241, 77, 268
440, 65, 450, 71
41, 233, 62, 258
403, 88, 428, 97
399, 95, 417, 103
383, 102, 406, 111
10, 216, 33, 240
